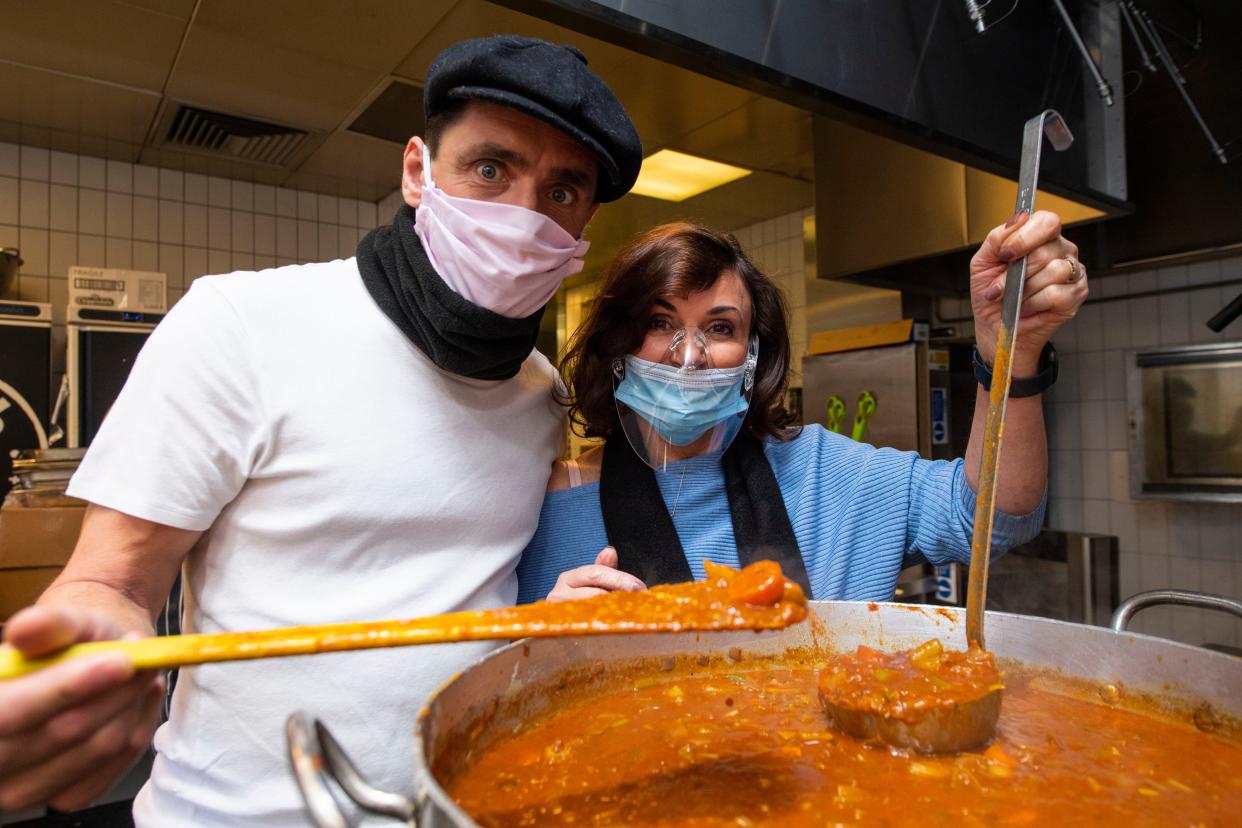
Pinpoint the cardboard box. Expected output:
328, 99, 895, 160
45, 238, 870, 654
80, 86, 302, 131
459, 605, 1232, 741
0, 567, 62, 621
0, 503, 85, 569
0, 503, 85, 619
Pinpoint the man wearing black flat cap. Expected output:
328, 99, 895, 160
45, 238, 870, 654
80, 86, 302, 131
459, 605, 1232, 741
0, 35, 641, 827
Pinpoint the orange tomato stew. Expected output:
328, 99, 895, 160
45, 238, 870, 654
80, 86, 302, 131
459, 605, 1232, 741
445, 653, 1240, 826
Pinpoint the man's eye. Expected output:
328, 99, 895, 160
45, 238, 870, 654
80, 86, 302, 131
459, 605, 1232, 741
550, 187, 575, 205
476, 163, 499, 180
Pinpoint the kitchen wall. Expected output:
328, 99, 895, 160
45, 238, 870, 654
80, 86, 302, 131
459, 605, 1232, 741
0, 141, 381, 377
941, 256, 1242, 648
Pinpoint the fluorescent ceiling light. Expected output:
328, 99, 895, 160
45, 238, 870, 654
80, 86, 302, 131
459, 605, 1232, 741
629, 149, 752, 202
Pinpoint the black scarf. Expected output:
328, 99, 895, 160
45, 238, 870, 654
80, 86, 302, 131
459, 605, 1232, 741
356, 205, 544, 381
599, 431, 813, 597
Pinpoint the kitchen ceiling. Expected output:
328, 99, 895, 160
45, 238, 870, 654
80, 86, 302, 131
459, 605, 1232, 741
0, 0, 813, 274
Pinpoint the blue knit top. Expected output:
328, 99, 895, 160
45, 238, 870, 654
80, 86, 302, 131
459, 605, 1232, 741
516, 424, 1045, 604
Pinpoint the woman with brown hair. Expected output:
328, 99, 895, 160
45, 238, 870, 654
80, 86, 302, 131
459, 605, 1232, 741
517, 215, 1086, 603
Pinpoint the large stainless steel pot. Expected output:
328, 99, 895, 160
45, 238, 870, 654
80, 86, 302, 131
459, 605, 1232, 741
287, 593, 1242, 827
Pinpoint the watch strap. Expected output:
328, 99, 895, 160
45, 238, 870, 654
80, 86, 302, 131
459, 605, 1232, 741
973, 342, 1058, 398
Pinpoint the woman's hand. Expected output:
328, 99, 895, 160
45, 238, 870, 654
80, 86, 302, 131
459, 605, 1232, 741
0, 606, 164, 812
546, 547, 646, 602
970, 210, 1088, 373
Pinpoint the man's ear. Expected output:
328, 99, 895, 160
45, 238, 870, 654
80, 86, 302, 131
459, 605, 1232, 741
401, 137, 427, 208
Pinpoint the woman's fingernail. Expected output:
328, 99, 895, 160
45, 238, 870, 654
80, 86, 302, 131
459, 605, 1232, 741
985, 285, 1002, 301
1005, 210, 1026, 228
998, 248, 1014, 263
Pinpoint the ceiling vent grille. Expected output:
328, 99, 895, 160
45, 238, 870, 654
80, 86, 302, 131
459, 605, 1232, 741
162, 105, 310, 167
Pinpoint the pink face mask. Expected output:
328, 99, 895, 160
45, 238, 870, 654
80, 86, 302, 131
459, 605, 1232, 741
413, 145, 590, 318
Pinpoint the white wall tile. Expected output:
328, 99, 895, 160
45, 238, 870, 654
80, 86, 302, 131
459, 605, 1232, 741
253, 254, 276, 271
317, 194, 338, 224
159, 168, 183, 201
184, 172, 207, 205
78, 234, 105, 266
1158, 291, 1189, 345
1109, 500, 1139, 552
276, 217, 297, 258
159, 200, 183, 244
359, 200, 377, 227
297, 219, 316, 260
1102, 301, 1130, 350
337, 225, 355, 258
0, 177, 17, 225
1081, 449, 1108, 497
79, 156, 106, 190
20, 145, 50, 181
1156, 265, 1187, 289
106, 160, 133, 194
1136, 500, 1168, 555
1078, 351, 1105, 400
48, 230, 76, 279
105, 236, 132, 268
231, 252, 254, 272
133, 165, 159, 198
207, 207, 230, 250
1103, 349, 1126, 401
133, 240, 158, 272
339, 198, 358, 227
50, 151, 77, 185
184, 246, 207, 283
105, 192, 132, 238
1197, 503, 1235, 560
1166, 504, 1198, 558
133, 197, 158, 242
1185, 259, 1220, 285
183, 204, 207, 247
1129, 297, 1160, 347
254, 184, 276, 215
20, 179, 49, 228
208, 248, 231, 275
317, 223, 335, 259
276, 188, 297, 217
231, 180, 254, 212
254, 214, 275, 256
159, 243, 183, 290
297, 190, 317, 220
231, 211, 254, 253
1138, 551, 1169, 591
1105, 401, 1128, 453
49, 184, 77, 231
79, 188, 105, 235
1082, 498, 1110, 534
18, 227, 49, 275
0, 143, 19, 176
1108, 449, 1129, 502
208, 176, 231, 207
1188, 287, 1224, 343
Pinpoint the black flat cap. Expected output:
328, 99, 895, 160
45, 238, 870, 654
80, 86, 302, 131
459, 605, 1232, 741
424, 35, 642, 203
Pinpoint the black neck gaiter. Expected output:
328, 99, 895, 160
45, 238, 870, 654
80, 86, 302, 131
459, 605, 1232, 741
356, 205, 545, 381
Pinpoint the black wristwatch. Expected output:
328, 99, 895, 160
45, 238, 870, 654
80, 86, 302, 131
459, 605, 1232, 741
972, 342, 1058, 398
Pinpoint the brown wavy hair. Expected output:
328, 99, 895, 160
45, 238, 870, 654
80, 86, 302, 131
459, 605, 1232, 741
561, 221, 799, 442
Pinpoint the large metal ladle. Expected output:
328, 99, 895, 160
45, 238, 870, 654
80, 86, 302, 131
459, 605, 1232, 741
821, 111, 1073, 754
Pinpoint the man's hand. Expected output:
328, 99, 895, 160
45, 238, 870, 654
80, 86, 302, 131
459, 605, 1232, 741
546, 546, 646, 602
971, 210, 1088, 373
0, 607, 164, 812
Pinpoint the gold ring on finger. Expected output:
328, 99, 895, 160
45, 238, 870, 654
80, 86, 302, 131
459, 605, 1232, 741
1065, 256, 1081, 283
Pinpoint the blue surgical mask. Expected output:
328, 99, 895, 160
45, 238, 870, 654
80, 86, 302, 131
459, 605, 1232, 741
614, 353, 755, 446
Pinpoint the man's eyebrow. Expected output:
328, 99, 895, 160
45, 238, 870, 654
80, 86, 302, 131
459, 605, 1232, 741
550, 165, 596, 192
456, 142, 529, 169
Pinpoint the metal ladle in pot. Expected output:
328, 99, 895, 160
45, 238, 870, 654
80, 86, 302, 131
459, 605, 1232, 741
821, 110, 1074, 754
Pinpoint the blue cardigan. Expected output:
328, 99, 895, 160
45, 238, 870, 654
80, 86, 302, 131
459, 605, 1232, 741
516, 425, 1044, 603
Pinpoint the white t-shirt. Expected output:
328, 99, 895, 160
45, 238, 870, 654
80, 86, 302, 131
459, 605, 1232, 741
67, 259, 565, 827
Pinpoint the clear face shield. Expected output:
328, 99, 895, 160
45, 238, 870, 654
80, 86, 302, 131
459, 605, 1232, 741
612, 327, 760, 471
